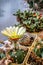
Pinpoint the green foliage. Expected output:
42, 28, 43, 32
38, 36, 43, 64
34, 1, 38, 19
34, 42, 43, 58
9, 50, 27, 64
0, 52, 5, 60
14, 10, 43, 32
27, 0, 43, 9
29, 1, 33, 8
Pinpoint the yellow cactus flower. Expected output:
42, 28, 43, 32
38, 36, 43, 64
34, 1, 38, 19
1, 26, 26, 40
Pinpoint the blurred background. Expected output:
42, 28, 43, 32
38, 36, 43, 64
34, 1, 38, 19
0, 0, 29, 40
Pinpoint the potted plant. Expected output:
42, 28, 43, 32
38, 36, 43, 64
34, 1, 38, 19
14, 10, 43, 34
27, 36, 43, 65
